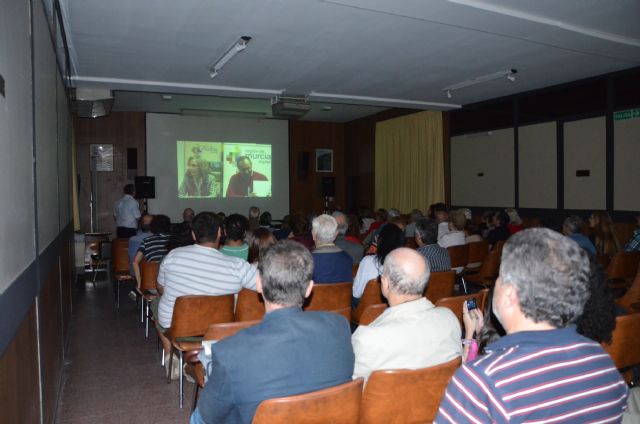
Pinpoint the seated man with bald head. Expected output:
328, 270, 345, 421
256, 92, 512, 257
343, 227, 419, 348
351, 248, 462, 381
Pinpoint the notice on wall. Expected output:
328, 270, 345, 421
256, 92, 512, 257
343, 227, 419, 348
90, 144, 113, 171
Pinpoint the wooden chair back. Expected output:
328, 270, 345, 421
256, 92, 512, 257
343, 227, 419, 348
304, 282, 353, 312
359, 304, 387, 326
235, 289, 265, 322
139, 259, 159, 291
464, 245, 502, 288
435, 290, 489, 328
447, 244, 469, 269
606, 252, 640, 282
466, 240, 489, 266
424, 270, 455, 304
111, 238, 130, 273
204, 320, 260, 341
252, 379, 364, 424
352, 279, 384, 324
617, 271, 640, 312
360, 357, 462, 424
602, 313, 640, 378
352, 263, 359, 278
167, 294, 235, 342
333, 307, 352, 322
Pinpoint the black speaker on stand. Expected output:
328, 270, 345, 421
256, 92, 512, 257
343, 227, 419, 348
135, 176, 155, 213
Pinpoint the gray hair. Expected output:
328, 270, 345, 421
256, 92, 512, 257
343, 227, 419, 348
388, 208, 401, 218
312, 214, 338, 243
332, 211, 348, 235
563, 215, 583, 235
258, 241, 314, 307
382, 248, 431, 296
499, 228, 590, 328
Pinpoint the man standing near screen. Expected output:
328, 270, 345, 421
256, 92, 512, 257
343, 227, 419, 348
226, 156, 268, 197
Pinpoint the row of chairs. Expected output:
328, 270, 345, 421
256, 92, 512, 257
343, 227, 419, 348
184, 320, 462, 423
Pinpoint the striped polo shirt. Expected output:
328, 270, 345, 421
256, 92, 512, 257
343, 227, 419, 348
417, 244, 452, 273
137, 233, 170, 262
157, 244, 257, 328
435, 327, 628, 423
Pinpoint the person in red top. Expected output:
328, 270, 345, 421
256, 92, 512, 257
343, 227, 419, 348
505, 207, 523, 234
225, 156, 268, 197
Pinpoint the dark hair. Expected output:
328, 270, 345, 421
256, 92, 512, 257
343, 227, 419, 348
290, 213, 309, 237
375, 224, 405, 266
192, 212, 220, 244
124, 184, 135, 195
415, 218, 438, 245
248, 227, 276, 263
225, 214, 248, 242
432, 203, 447, 213
150, 214, 171, 234
236, 155, 251, 166
563, 215, 583, 235
575, 256, 617, 343
375, 208, 388, 222
495, 210, 510, 227
169, 222, 195, 250
259, 211, 272, 227
139, 214, 153, 233
258, 241, 314, 307
346, 213, 362, 238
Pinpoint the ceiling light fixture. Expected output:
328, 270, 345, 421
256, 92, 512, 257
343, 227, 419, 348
309, 91, 460, 110
209, 36, 252, 79
442, 69, 517, 98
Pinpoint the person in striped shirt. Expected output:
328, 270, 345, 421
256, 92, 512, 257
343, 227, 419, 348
436, 228, 628, 423
155, 211, 258, 360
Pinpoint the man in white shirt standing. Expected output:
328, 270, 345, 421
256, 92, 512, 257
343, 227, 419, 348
113, 184, 141, 238
352, 248, 461, 382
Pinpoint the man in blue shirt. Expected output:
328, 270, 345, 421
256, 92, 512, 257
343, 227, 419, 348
191, 241, 354, 424
562, 215, 596, 255
310, 214, 353, 283
128, 214, 153, 273
624, 214, 640, 252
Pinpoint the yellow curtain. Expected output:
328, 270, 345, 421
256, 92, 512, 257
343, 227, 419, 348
375, 111, 444, 212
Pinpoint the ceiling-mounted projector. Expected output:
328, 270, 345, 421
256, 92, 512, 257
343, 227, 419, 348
271, 94, 311, 119
71, 87, 114, 118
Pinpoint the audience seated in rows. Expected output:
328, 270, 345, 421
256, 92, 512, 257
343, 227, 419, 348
169, 208, 196, 250
432, 203, 450, 242
404, 208, 423, 238
311, 214, 353, 283
352, 224, 405, 304
154, 212, 258, 363
562, 215, 596, 255
247, 227, 275, 264
436, 228, 628, 422
352, 248, 461, 382
415, 218, 451, 273
191, 241, 354, 424
289, 213, 314, 251
332, 211, 364, 264
220, 213, 249, 261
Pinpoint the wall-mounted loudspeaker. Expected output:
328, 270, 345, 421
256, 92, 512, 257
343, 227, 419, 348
135, 176, 155, 199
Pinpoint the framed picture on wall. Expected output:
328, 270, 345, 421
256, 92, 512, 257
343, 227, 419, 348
316, 149, 333, 172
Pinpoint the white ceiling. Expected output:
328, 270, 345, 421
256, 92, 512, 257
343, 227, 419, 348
62, 0, 640, 122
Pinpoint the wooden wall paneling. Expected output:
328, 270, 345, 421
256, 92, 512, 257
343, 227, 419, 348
289, 121, 346, 214
39, 262, 63, 424
0, 305, 40, 424
74, 112, 146, 233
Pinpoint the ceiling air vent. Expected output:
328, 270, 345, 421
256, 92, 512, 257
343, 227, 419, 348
271, 94, 311, 119
72, 87, 114, 118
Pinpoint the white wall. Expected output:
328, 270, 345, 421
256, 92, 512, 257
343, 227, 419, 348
614, 115, 640, 211
0, 0, 36, 292
518, 122, 557, 209
451, 128, 515, 207
564, 116, 606, 210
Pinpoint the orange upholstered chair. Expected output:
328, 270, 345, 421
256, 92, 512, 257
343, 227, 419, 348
358, 304, 388, 326
424, 270, 455, 304
352, 279, 385, 325
360, 357, 462, 424
252, 379, 364, 424
602, 313, 640, 383
234, 288, 266, 322
435, 290, 489, 328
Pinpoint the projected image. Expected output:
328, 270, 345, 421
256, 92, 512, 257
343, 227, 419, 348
177, 141, 271, 198
223, 143, 271, 197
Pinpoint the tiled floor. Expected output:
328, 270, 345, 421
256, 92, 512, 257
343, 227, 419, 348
55, 275, 195, 423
